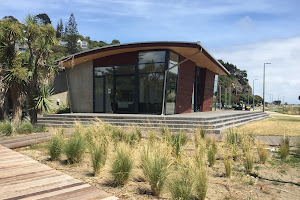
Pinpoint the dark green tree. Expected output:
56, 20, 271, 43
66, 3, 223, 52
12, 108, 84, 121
35, 13, 51, 25
65, 13, 79, 54
56, 18, 64, 38
2, 16, 18, 22
111, 39, 120, 45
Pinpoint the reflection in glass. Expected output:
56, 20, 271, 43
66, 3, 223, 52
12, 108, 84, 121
166, 52, 179, 114
116, 76, 135, 113
139, 62, 164, 73
94, 67, 113, 76
114, 65, 135, 75
138, 51, 166, 64
94, 77, 104, 112
139, 73, 163, 113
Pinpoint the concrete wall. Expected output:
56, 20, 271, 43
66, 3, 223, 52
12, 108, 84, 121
200, 69, 215, 112
175, 56, 195, 114
67, 60, 93, 113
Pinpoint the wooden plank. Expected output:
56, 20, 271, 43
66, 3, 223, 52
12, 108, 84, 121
0, 145, 117, 200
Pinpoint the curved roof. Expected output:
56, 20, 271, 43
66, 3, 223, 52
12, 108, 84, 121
58, 41, 229, 75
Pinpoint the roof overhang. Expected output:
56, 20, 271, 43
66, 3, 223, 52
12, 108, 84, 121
57, 41, 230, 75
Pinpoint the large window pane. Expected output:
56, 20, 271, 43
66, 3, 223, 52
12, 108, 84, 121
139, 73, 163, 113
138, 51, 166, 64
139, 63, 164, 73
94, 67, 113, 76
105, 75, 114, 113
94, 77, 104, 112
114, 65, 135, 75
166, 52, 179, 114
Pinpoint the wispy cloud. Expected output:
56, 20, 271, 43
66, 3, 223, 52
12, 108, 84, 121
213, 36, 300, 104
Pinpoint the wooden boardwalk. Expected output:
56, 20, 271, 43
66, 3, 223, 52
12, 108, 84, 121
0, 145, 118, 200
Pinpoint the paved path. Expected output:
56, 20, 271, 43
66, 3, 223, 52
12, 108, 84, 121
0, 145, 118, 200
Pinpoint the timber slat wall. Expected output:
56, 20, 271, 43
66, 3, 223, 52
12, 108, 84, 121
0, 145, 118, 200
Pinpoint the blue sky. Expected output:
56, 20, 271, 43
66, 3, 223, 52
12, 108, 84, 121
1, 0, 299, 104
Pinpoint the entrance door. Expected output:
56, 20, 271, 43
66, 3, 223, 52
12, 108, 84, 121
94, 76, 105, 112
115, 76, 135, 113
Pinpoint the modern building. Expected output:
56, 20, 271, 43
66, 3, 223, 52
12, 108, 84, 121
58, 41, 229, 115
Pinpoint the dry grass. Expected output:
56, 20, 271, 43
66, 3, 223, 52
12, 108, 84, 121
231, 116, 300, 136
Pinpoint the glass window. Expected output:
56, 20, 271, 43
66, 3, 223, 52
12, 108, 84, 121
166, 52, 179, 114
139, 63, 165, 73
139, 73, 164, 114
114, 65, 135, 75
138, 51, 166, 64
94, 67, 113, 76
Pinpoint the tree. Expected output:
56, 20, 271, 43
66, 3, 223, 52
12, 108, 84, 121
35, 13, 51, 25
111, 39, 120, 45
23, 15, 57, 124
2, 16, 18, 22
56, 18, 64, 38
0, 19, 27, 127
65, 13, 79, 54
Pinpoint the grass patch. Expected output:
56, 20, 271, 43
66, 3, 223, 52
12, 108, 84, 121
48, 129, 64, 161
232, 116, 300, 137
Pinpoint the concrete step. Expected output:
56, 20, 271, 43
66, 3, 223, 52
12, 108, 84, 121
37, 112, 270, 134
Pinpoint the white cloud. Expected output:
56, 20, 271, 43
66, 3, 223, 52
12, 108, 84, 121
213, 36, 300, 104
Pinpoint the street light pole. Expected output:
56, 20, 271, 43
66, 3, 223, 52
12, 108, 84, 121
253, 79, 258, 111
263, 62, 271, 112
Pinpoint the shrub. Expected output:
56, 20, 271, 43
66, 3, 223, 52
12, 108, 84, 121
296, 139, 300, 158
141, 146, 169, 196
279, 137, 290, 160
195, 164, 208, 200
17, 121, 33, 134
168, 166, 194, 200
65, 133, 86, 164
224, 157, 232, 177
53, 104, 70, 114
0, 121, 13, 136
241, 135, 254, 153
48, 129, 64, 161
257, 143, 269, 164
91, 144, 107, 176
195, 138, 206, 166
111, 143, 133, 185
244, 151, 254, 173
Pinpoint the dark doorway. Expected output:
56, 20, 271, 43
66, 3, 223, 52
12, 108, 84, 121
194, 67, 203, 112
114, 75, 135, 113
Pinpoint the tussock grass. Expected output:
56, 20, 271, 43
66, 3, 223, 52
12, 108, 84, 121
48, 129, 64, 161
17, 121, 33, 134
195, 138, 206, 166
207, 137, 217, 167
194, 163, 208, 200
168, 165, 194, 200
111, 143, 133, 185
279, 137, 290, 160
224, 157, 232, 177
226, 128, 240, 145
91, 144, 107, 176
0, 121, 13, 136
111, 126, 141, 147
257, 143, 269, 164
244, 151, 254, 173
65, 132, 86, 164
141, 144, 170, 196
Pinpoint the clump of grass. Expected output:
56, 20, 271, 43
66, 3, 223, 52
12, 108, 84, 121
111, 143, 133, 185
48, 129, 64, 161
257, 143, 269, 164
161, 125, 172, 142
241, 135, 254, 153
226, 128, 240, 145
65, 132, 86, 164
207, 137, 217, 167
279, 137, 290, 160
141, 145, 170, 196
194, 163, 208, 200
147, 129, 157, 147
170, 131, 188, 161
91, 144, 107, 176
0, 121, 13, 136
168, 165, 194, 200
244, 151, 254, 173
295, 139, 300, 158
111, 126, 142, 147
195, 138, 206, 166
224, 157, 232, 177
16, 121, 33, 134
